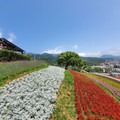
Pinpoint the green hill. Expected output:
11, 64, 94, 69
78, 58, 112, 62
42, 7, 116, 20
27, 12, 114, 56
28, 53, 106, 66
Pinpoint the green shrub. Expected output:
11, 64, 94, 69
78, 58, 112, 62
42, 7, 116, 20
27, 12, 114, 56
0, 49, 31, 62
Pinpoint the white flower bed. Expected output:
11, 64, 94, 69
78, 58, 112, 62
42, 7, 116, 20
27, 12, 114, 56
0, 66, 65, 120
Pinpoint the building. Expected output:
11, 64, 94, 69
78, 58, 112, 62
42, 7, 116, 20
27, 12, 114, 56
0, 38, 25, 54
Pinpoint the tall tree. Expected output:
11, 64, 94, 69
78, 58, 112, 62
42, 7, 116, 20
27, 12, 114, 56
57, 51, 86, 69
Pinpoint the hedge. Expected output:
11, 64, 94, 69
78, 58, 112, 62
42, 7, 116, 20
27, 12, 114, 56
0, 49, 31, 62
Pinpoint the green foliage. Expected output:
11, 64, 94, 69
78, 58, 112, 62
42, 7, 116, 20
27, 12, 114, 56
70, 61, 87, 72
25, 54, 32, 60
0, 61, 48, 86
81, 57, 106, 66
30, 53, 57, 64
94, 67, 103, 73
27, 53, 107, 66
0, 49, 31, 62
57, 51, 86, 69
51, 70, 77, 120
85, 66, 94, 72
81, 60, 87, 69
26, 53, 106, 66
104, 67, 112, 73
36, 60, 48, 64
85, 66, 103, 73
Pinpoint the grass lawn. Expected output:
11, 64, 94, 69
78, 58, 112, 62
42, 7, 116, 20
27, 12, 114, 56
50, 70, 77, 120
0, 61, 48, 87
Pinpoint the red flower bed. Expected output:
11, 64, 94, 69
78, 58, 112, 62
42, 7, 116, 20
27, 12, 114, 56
70, 70, 120, 120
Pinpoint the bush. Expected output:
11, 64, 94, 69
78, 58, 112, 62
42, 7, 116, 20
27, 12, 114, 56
85, 66, 103, 73
85, 66, 94, 72
0, 49, 31, 62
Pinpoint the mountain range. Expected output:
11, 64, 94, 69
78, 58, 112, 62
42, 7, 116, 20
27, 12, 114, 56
100, 55, 120, 59
26, 52, 120, 65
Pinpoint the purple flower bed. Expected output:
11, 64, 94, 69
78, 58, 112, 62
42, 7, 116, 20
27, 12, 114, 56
85, 74, 120, 100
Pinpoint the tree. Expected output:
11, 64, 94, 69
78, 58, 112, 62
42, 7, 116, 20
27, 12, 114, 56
85, 66, 94, 72
26, 54, 32, 60
81, 60, 87, 69
93, 67, 103, 73
57, 51, 86, 69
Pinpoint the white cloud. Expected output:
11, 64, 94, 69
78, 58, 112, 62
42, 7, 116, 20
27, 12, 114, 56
42, 47, 120, 57
42, 47, 63, 54
104, 48, 120, 56
78, 52, 102, 57
73, 45, 78, 49
0, 28, 2, 38
0, 32, 2, 38
78, 48, 120, 57
8, 33, 16, 42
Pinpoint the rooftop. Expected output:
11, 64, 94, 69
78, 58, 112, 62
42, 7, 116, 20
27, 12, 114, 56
0, 38, 25, 54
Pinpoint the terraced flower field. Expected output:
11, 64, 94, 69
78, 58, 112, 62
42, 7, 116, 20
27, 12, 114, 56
0, 66, 65, 120
70, 70, 120, 120
85, 74, 120, 100
0, 61, 48, 86
85, 73, 120, 90
1, 66, 120, 120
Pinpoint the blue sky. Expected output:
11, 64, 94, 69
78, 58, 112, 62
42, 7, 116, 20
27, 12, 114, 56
0, 0, 120, 57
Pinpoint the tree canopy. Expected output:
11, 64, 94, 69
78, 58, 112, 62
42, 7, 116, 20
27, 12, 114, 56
57, 51, 87, 69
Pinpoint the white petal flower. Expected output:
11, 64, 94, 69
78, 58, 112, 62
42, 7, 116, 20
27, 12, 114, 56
0, 66, 65, 120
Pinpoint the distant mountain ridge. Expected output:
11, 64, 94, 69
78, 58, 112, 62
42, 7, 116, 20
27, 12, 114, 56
101, 55, 120, 59
26, 52, 106, 66
26, 53, 57, 64
26, 52, 120, 65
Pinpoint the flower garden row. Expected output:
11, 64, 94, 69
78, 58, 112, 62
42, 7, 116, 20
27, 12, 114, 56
0, 61, 48, 86
86, 73, 120, 91
70, 70, 120, 120
85, 74, 120, 100
0, 66, 65, 120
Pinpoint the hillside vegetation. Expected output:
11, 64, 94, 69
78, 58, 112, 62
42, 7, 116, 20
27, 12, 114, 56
0, 61, 48, 86
30, 53, 57, 64
81, 57, 106, 66
0, 49, 31, 62
29, 53, 106, 66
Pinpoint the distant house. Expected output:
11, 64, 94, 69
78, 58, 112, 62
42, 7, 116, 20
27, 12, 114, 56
110, 72, 120, 77
0, 38, 25, 54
